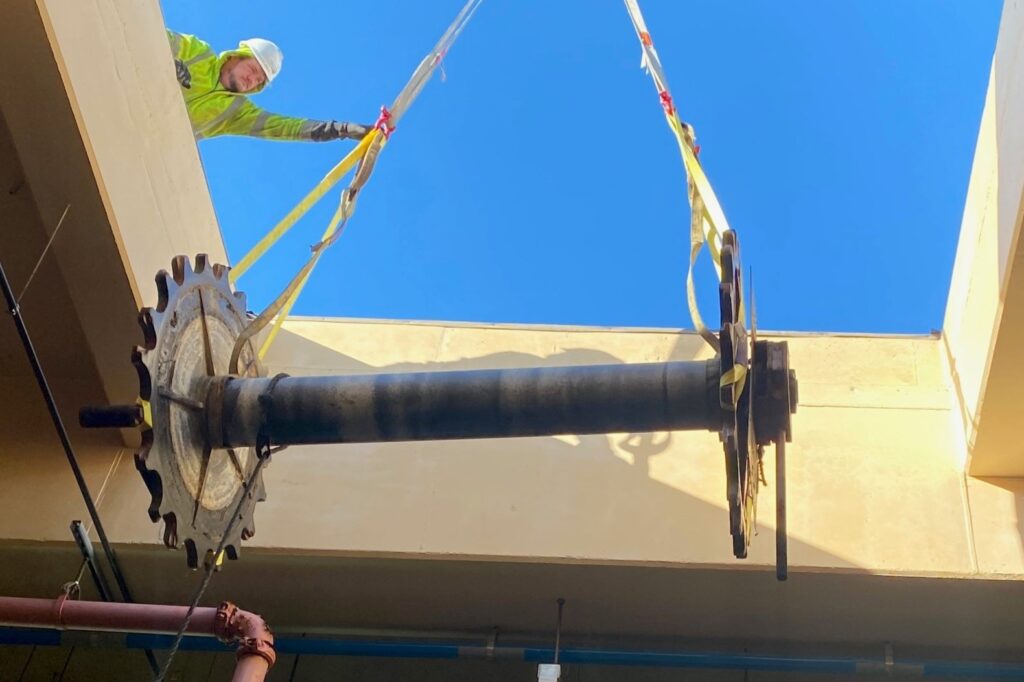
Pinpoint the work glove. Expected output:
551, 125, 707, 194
174, 59, 191, 89
308, 121, 375, 142
338, 122, 372, 141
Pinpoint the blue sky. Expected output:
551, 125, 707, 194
161, 1, 1001, 333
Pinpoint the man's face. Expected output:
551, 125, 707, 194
221, 57, 267, 93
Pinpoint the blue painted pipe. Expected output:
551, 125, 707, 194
526, 647, 859, 674
2, 628, 1022, 678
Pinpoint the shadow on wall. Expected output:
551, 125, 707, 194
255, 324, 851, 569
974, 476, 1024, 573
987, 4, 1024, 569
945, 0, 1024, 573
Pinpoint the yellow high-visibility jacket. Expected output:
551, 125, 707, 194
167, 30, 338, 142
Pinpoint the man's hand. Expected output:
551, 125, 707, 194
339, 122, 372, 141
308, 121, 376, 142
174, 59, 191, 89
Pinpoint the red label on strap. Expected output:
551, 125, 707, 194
640, 31, 653, 46
374, 105, 396, 139
659, 90, 675, 117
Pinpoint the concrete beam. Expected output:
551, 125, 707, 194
943, 0, 1024, 476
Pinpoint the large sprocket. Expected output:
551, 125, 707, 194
718, 230, 761, 559
133, 255, 266, 569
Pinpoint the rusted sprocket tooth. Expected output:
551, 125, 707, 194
240, 477, 268, 541
232, 291, 249, 319
171, 254, 192, 285
138, 309, 158, 351
194, 253, 210, 275
184, 539, 201, 569
223, 543, 240, 563
185, 537, 242, 571
212, 263, 229, 281
132, 346, 152, 400
134, 448, 163, 523
154, 270, 172, 314
163, 514, 179, 549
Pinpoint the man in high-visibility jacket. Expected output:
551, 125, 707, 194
167, 29, 371, 143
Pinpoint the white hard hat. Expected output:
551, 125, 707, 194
239, 38, 283, 85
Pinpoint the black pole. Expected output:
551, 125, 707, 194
217, 360, 722, 447
554, 598, 565, 665
0, 259, 159, 675
776, 432, 788, 582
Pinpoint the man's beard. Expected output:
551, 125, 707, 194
225, 74, 241, 92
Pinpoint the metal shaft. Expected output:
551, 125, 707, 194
217, 360, 722, 447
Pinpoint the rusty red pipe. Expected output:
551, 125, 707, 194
0, 596, 274, 681
216, 601, 276, 682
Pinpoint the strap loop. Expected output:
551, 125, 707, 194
625, 0, 746, 405
256, 373, 290, 459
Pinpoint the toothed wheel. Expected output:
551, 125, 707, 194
718, 231, 760, 559
133, 254, 266, 569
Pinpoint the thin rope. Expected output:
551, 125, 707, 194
154, 454, 269, 681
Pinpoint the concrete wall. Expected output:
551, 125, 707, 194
1, 320, 1023, 676
243, 320, 1020, 578
943, 0, 1024, 476
32, 0, 226, 300
1, 0, 1017, 585
1, 319, 1023, 677
0, 0, 234, 570
11, 318, 1008, 582
0, 0, 227, 409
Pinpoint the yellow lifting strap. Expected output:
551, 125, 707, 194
257, 132, 387, 362
623, 0, 746, 403
228, 133, 388, 374
225, 0, 484, 368
228, 131, 378, 284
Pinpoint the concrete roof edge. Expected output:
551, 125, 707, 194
281, 315, 943, 340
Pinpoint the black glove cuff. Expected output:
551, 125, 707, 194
308, 121, 346, 142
